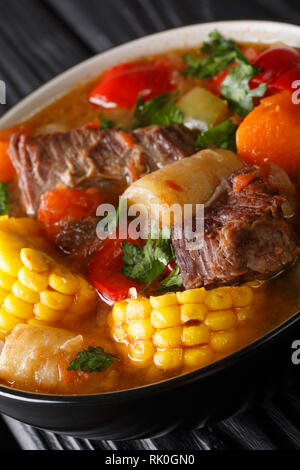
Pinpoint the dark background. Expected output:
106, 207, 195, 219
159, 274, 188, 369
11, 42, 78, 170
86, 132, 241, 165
1, 0, 300, 116
0, 0, 300, 450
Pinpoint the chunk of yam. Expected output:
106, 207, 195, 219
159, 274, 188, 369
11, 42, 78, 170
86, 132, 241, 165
123, 149, 243, 226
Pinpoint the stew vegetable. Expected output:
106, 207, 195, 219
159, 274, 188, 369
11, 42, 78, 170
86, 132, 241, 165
0, 31, 299, 395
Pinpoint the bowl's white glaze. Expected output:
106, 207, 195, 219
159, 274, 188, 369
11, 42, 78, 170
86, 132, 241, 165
1, 20, 300, 127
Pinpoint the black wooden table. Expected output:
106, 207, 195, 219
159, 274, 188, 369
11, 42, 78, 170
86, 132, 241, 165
1, 0, 300, 450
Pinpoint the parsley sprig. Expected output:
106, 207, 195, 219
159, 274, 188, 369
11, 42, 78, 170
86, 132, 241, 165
183, 31, 238, 79
221, 62, 266, 116
132, 93, 183, 129
99, 114, 116, 130
195, 119, 238, 152
68, 347, 120, 373
183, 31, 267, 116
122, 226, 183, 292
0, 183, 10, 216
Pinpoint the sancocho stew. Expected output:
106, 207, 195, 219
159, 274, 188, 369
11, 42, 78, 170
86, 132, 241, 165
0, 31, 299, 395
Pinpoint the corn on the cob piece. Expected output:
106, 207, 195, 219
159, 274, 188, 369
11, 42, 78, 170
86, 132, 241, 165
0, 218, 97, 337
110, 285, 258, 371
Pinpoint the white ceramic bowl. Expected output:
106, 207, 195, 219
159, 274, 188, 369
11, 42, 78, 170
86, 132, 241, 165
1, 20, 300, 129
0, 20, 300, 440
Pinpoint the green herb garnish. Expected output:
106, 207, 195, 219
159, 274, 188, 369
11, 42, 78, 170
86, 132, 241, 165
183, 30, 267, 116
161, 265, 183, 289
99, 114, 116, 130
183, 31, 238, 79
122, 226, 182, 292
195, 119, 238, 151
132, 93, 183, 129
68, 347, 120, 373
221, 62, 267, 116
0, 183, 10, 216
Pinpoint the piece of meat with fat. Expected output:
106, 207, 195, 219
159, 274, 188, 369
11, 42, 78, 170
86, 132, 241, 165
55, 217, 102, 267
9, 124, 195, 215
172, 165, 300, 289
0, 324, 118, 394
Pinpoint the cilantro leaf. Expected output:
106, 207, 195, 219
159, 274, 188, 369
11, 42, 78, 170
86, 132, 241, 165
161, 265, 183, 289
68, 347, 120, 373
132, 93, 183, 129
99, 114, 116, 130
195, 119, 238, 151
0, 183, 10, 216
221, 63, 267, 116
183, 30, 267, 115
122, 227, 175, 292
183, 30, 238, 79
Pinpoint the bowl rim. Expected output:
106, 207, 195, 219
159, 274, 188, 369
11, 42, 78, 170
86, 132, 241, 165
1, 19, 300, 127
0, 19, 300, 402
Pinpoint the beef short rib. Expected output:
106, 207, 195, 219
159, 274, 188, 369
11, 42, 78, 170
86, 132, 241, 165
9, 125, 195, 215
172, 165, 299, 289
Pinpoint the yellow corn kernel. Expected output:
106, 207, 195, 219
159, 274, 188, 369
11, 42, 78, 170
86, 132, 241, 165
230, 286, 254, 308
246, 280, 265, 289
112, 301, 128, 323
151, 305, 181, 329
210, 330, 236, 353
236, 306, 254, 324
153, 326, 182, 349
126, 299, 152, 321
33, 302, 64, 322
127, 318, 155, 340
182, 324, 210, 346
0, 287, 9, 305
20, 248, 53, 273
180, 303, 207, 323
154, 349, 183, 370
177, 288, 206, 305
4, 294, 34, 320
0, 308, 19, 332
0, 251, 23, 277
18, 266, 48, 293
0, 270, 16, 291
48, 266, 80, 295
129, 341, 154, 364
68, 277, 97, 315
112, 323, 128, 343
150, 293, 178, 309
205, 309, 237, 331
12, 281, 40, 304
40, 290, 73, 311
204, 288, 232, 310
27, 318, 53, 328
184, 346, 214, 368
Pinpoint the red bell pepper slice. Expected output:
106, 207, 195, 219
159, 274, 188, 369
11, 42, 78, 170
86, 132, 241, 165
89, 237, 144, 303
89, 59, 176, 110
273, 64, 300, 92
250, 47, 300, 93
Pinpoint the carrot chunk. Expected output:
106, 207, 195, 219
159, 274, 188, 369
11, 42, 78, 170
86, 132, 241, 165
237, 91, 300, 171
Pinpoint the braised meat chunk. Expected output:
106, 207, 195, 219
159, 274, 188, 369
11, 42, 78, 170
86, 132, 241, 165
9, 125, 195, 215
55, 217, 102, 267
172, 165, 300, 289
